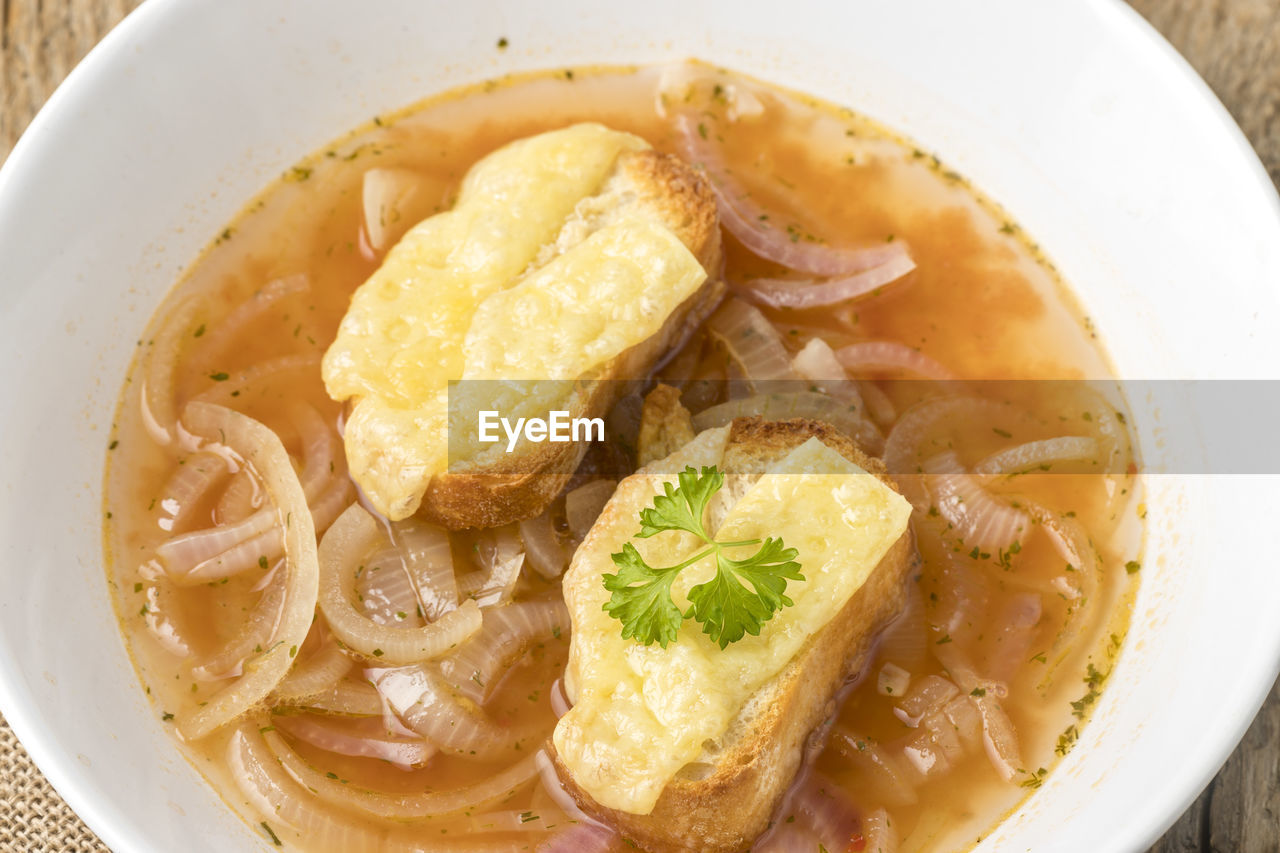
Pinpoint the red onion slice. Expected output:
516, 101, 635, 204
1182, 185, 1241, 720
674, 114, 908, 276
273, 714, 434, 770
273, 630, 353, 703
187, 274, 310, 380
790, 337, 865, 410
391, 518, 459, 621
738, 248, 915, 310
215, 468, 263, 524
362, 168, 428, 252
192, 566, 287, 681
835, 341, 953, 380
155, 451, 228, 533
191, 353, 322, 407
470, 526, 526, 607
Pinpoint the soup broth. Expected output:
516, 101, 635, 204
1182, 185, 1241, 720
105, 63, 1141, 852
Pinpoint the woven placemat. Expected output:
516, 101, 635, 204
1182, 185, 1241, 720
1, 1, 1278, 852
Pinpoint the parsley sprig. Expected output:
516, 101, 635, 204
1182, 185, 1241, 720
602, 466, 803, 649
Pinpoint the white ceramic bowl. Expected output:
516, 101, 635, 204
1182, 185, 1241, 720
2, 1, 1278, 851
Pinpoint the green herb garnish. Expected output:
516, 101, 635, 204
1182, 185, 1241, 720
602, 466, 803, 649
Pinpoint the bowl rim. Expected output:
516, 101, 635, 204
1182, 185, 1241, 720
0, 1, 1278, 851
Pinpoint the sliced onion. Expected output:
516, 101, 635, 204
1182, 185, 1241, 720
357, 547, 425, 627
438, 600, 570, 704
790, 337, 864, 410
862, 808, 898, 853
187, 275, 310, 379
273, 714, 433, 771
139, 570, 192, 658
142, 296, 203, 446
759, 772, 861, 853
692, 391, 883, 455
268, 721, 537, 821
519, 513, 569, 580
1021, 499, 1100, 656
215, 468, 263, 524
280, 678, 383, 717
391, 518, 459, 621
924, 451, 1030, 550
192, 566, 286, 681
738, 248, 915, 310
273, 629, 354, 703
705, 298, 799, 383
229, 722, 384, 853
975, 436, 1100, 476
877, 663, 911, 698
931, 644, 1022, 781
471, 526, 525, 607
894, 675, 960, 727
835, 341, 952, 380
177, 403, 319, 741
156, 498, 277, 583
983, 593, 1043, 683
320, 504, 482, 663
674, 114, 907, 276
831, 729, 918, 806
362, 168, 427, 252
370, 666, 548, 760
564, 481, 616, 540
155, 451, 227, 532
191, 353, 322, 407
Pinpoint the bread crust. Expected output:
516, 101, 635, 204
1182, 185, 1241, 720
419, 150, 723, 529
551, 417, 919, 852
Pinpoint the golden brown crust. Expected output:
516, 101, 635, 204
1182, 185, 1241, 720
638, 383, 697, 466
419, 149, 724, 530
550, 417, 918, 851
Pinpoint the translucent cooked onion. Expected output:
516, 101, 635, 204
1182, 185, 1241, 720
142, 296, 203, 446
738, 248, 916, 310
273, 714, 434, 771
692, 391, 883, 455
357, 547, 425, 627
983, 593, 1043, 683
1021, 499, 1100, 656
177, 403, 319, 741
931, 644, 1022, 781
923, 451, 1030, 550
519, 513, 569, 580
272, 631, 354, 703
390, 518, 458, 621
438, 600, 570, 704
265, 723, 537, 820
790, 337, 864, 409
877, 662, 911, 698
139, 569, 192, 658
471, 526, 526, 607
835, 341, 952, 380
885, 398, 1013, 483
831, 729, 918, 807
674, 114, 907, 277
280, 678, 383, 717
975, 436, 1100, 476
370, 666, 548, 760
564, 480, 616, 540
862, 808, 898, 853
156, 451, 227, 532
705, 298, 799, 383
156, 501, 278, 584
188, 275, 310, 379
893, 675, 960, 728
362, 168, 427, 252
319, 504, 482, 663
215, 468, 263, 524
875, 583, 929, 672
192, 566, 286, 681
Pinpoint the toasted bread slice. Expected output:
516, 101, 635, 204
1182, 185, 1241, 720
551, 417, 918, 852
324, 124, 723, 527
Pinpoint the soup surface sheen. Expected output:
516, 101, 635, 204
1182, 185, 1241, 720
105, 64, 1141, 852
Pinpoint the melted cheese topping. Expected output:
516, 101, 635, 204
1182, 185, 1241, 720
554, 435, 912, 814
321, 123, 706, 519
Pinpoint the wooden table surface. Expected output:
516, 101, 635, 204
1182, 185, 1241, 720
2, 1, 1278, 851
